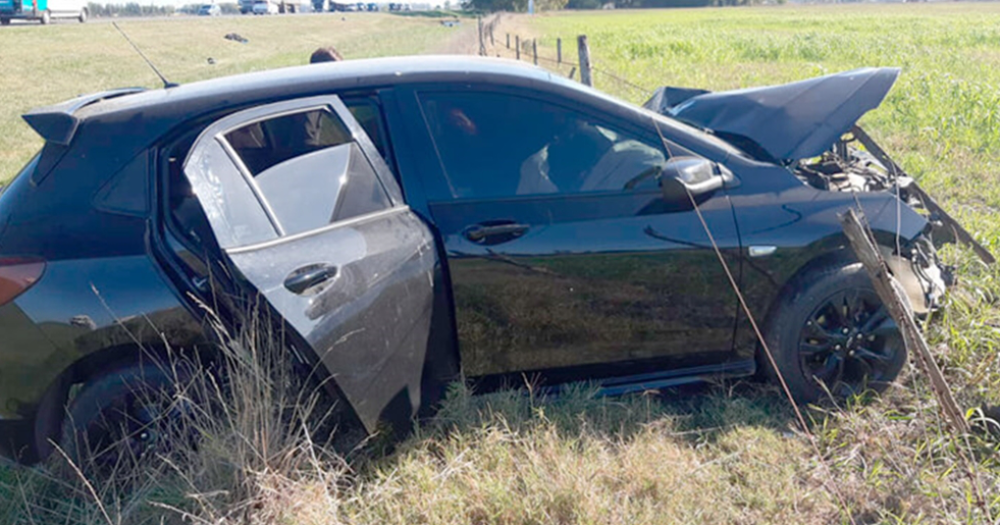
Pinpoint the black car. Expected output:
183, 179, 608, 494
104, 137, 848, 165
0, 57, 964, 465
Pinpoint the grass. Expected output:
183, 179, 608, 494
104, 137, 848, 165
3, 4, 1000, 524
0, 12, 465, 183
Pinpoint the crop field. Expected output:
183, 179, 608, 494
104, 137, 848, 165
3, 4, 1000, 524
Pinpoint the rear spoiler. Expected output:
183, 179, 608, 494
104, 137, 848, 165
21, 87, 145, 145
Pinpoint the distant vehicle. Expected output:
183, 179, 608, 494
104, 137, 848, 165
198, 3, 221, 15
366, 2, 378, 10
239, 0, 253, 13
252, 0, 278, 14
276, 0, 305, 13
0, 0, 87, 24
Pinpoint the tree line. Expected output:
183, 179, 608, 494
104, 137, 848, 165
84, 2, 244, 17
84, 2, 174, 16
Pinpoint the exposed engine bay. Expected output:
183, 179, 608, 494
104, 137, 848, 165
645, 69, 996, 314
790, 125, 980, 314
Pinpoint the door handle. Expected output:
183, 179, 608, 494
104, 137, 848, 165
464, 222, 530, 243
284, 263, 338, 295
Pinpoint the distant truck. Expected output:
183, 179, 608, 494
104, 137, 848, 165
244, 0, 306, 13
0, 0, 88, 24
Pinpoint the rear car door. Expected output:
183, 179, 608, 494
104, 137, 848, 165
180, 95, 439, 432
409, 87, 744, 386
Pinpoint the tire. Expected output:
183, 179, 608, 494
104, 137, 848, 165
763, 262, 907, 404
59, 363, 192, 479
39, 9, 49, 24
78, 8, 87, 23
0, 18, 10, 25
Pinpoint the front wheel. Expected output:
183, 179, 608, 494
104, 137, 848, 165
1, 17, 10, 25
39, 9, 50, 24
763, 263, 907, 403
78, 8, 87, 22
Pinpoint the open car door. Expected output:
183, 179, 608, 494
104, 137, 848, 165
181, 95, 442, 433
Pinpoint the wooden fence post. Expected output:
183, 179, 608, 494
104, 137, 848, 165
557, 37, 562, 64
533, 39, 538, 65
477, 17, 486, 56
840, 209, 970, 434
516, 35, 520, 60
506, 33, 510, 49
577, 34, 592, 87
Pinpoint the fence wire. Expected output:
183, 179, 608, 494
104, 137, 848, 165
482, 29, 653, 99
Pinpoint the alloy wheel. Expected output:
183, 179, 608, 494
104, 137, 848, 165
797, 288, 902, 397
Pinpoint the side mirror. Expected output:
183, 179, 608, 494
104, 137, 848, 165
659, 156, 725, 203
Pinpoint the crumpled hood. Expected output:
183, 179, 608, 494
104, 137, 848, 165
644, 67, 900, 163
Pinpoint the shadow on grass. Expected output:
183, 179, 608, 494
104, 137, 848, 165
390, 377, 804, 459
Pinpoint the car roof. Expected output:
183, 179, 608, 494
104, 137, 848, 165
79, 55, 555, 121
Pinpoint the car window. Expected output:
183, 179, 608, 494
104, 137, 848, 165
222, 108, 392, 238
225, 109, 352, 175
417, 91, 669, 201
344, 98, 394, 171
186, 137, 277, 249
94, 151, 150, 217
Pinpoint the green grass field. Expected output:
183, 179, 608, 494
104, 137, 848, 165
3, 5, 1000, 524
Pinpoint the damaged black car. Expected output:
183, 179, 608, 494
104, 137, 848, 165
0, 57, 980, 466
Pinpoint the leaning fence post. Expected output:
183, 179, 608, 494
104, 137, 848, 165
516, 35, 520, 60
477, 17, 486, 56
840, 209, 970, 434
557, 37, 562, 64
577, 34, 592, 87
533, 39, 538, 65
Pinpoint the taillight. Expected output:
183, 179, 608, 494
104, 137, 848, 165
0, 258, 46, 307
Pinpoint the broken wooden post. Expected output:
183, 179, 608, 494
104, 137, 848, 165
515, 35, 520, 60
557, 37, 562, 64
577, 35, 592, 87
840, 209, 970, 434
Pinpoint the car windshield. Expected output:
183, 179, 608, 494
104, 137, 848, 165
644, 108, 750, 160
544, 74, 749, 160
